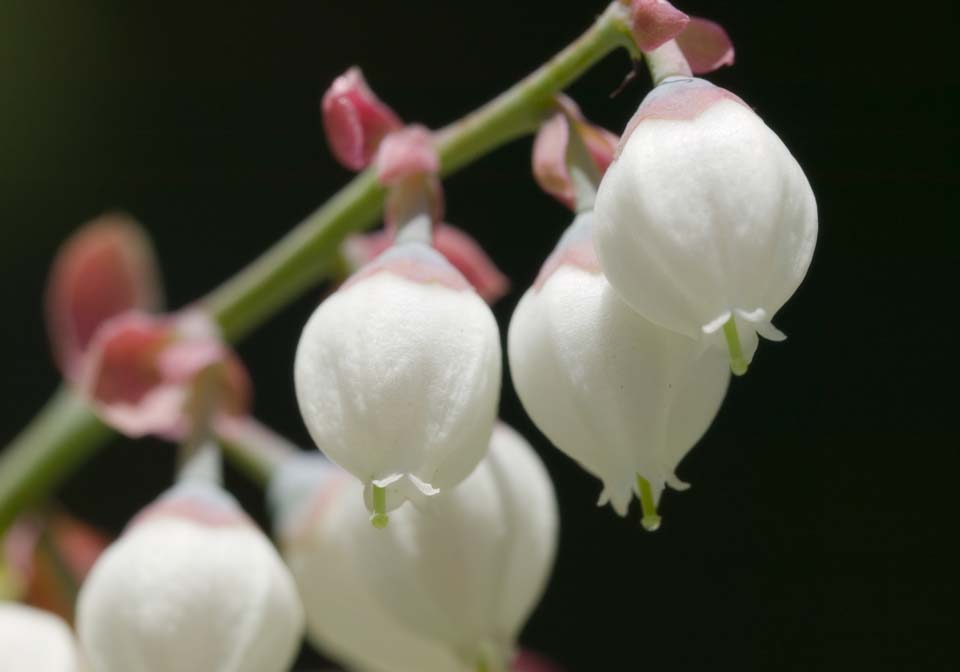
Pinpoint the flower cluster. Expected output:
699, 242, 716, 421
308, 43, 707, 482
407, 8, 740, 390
1, 2, 817, 671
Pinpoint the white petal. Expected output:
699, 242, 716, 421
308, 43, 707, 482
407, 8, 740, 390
277, 466, 465, 672
348, 423, 558, 668
0, 603, 80, 672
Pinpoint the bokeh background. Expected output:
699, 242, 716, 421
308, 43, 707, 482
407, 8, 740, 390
1, 1, 956, 670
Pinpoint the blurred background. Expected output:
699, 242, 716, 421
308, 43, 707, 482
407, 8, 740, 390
1, 1, 956, 670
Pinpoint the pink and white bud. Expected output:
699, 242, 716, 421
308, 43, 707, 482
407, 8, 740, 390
76, 482, 304, 672
45, 213, 163, 381
508, 213, 730, 524
294, 243, 501, 524
322, 67, 403, 171
348, 423, 558, 671
629, 0, 690, 52
342, 224, 509, 304
594, 78, 818, 373
78, 310, 250, 439
271, 455, 465, 672
676, 17, 735, 75
0, 603, 81, 672
532, 97, 618, 209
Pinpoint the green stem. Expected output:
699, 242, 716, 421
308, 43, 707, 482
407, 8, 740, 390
0, 2, 635, 535
0, 388, 111, 534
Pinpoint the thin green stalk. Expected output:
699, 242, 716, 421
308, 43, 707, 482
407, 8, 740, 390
0, 2, 636, 535
0, 388, 110, 533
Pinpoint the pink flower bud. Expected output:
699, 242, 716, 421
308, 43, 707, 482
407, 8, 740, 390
343, 224, 509, 304
79, 310, 251, 439
77, 482, 304, 672
676, 17, 735, 75
630, 0, 690, 52
45, 213, 163, 382
532, 97, 618, 209
322, 67, 404, 171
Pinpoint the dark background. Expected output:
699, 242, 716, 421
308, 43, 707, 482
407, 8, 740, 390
1, 1, 956, 670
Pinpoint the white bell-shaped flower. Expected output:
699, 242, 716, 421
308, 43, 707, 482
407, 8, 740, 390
0, 602, 81, 672
508, 212, 730, 526
344, 422, 558, 672
294, 242, 502, 526
76, 482, 304, 672
593, 76, 818, 373
270, 455, 466, 672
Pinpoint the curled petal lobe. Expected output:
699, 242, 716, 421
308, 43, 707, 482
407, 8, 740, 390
322, 67, 403, 171
45, 213, 163, 381
676, 17, 735, 75
630, 0, 690, 52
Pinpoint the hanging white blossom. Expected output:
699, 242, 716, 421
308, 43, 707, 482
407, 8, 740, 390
343, 422, 558, 672
76, 482, 304, 672
294, 243, 502, 526
270, 455, 467, 672
593, 76, 818, 373
508, 212, 730, 526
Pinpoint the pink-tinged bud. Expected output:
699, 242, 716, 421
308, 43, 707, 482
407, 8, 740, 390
532, 97, 618, 209
676, 17, 735, 74
45, 213, 163, 382
343, 223, 509, 304
630, 0, 690, 52
375, 125, 439, 185
77, 482, 304, 672
79, 310, 251, 439
322, 67, 404, 171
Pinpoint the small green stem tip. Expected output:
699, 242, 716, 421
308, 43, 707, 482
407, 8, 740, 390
370, 484, 389, 529
636, 474, 661, 532
722, 316, 749, 376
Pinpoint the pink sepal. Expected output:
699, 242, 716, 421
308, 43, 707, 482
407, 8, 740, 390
532, 97, 618, 209
676, 17, 735, 74
79, 310, 251, 439
630, 0, 690, 52
322, 67, 404, 171
45, 213, 163, 382
618, 77, 748, 153
342, 243, 471, 294
343, 223, 509, 303
513, 650, 563, 672
129, 483, 252, 530
374, 125, 439, 185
